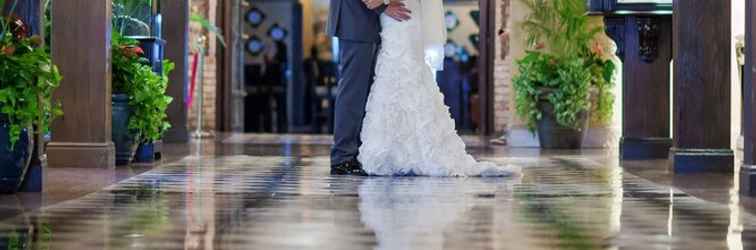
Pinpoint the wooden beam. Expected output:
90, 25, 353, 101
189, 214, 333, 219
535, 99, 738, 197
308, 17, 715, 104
741, 0, 756, 195
217, 0, 244, 132
671, 0, 733, 173
47, 0, 114, 168
227, 0, 244, 132
479, 0, 495, 141
161, 0, 190, 143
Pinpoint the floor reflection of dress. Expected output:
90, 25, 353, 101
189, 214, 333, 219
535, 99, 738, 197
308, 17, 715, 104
358, 177, 518, 250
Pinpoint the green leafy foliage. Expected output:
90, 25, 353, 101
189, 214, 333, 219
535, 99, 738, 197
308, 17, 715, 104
190, 12, 226, 48
111, 31, 173, 143
128, 60, 173, 143
112, 32, 148, 94
7, 230, 21, 250
586, 54, 616, 125
513, 0, 615, 132
513, 53, 592, 131
43, 0, 51, 48
0, 12, 63, 147
520, 0, 601, 59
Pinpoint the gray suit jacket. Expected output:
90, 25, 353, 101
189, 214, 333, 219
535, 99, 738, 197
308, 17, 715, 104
327, 0, 385, 43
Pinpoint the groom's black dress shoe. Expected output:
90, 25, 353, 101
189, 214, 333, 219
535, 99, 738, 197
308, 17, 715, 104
331, 160, 368, 176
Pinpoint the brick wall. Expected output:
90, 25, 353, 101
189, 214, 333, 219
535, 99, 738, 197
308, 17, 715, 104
187, 0, 218, 131
492, 0, 512, 134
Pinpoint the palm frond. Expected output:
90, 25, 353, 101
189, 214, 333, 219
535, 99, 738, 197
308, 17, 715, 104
518, 0, 596, 59
190, 13, 226, 48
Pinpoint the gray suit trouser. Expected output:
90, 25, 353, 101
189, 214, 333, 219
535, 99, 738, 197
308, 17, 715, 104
331, 39, 379, 165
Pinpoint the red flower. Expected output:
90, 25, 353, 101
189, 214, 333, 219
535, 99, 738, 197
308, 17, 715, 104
132, 46, 144, 55
120, 45, 144, 58
590, 40, 603, 56
535, 42, 545, 50
2, 45, 16, 55
7, 16, 27, 40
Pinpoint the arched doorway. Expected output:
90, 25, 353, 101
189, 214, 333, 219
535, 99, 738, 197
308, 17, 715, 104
217, 0, 497, 141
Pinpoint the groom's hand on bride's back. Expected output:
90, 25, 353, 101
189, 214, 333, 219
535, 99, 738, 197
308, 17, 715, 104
362, 0, 387, 10
362, 0, 411, 22
384, 1, 411, 21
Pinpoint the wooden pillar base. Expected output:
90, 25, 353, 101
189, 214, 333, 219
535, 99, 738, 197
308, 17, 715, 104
620, 137, 672, 160
47, 142, 115, 168
671, 148, 734, 174
164, 127, 189, 143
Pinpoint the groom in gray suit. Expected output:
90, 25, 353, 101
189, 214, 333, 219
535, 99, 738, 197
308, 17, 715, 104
327, 0, 410, 175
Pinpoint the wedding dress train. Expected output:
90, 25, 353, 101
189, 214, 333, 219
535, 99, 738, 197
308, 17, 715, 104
357, 0, 519, 177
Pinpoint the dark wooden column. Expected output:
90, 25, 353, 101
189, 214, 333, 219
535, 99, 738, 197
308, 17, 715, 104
289, 1, 304, 130
671, 0, 733, 173
162, 0, 190, 143
479, 0, 496, 140
218, 0, 244, 132
741, 0, 756, 195
604, 15, 673, 160
47, 0, 115, 168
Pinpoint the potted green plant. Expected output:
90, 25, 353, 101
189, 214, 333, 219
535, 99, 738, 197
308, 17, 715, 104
130, 59, 173, 163
512, 0, 615, 149
0, 13, 62, 193
111, 32, 173, 165
113, 0, 174, 163
112, 32, 143, 165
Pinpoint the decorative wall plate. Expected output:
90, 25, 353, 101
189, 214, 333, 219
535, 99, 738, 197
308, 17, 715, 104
247, 36, 265, 56
587, 0, 672, 12
457, 47, 470, 62
268, 23, 288, 41
445, 40, 459, 58
246, 7, 265, 28
445, 11, 459, 31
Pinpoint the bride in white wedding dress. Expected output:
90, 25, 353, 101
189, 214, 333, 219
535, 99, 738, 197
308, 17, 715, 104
357, 0, 519, 177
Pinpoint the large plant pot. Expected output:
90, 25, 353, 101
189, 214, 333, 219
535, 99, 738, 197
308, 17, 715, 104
112, 94, 138, 166
0, 116, 33, 193
134, 142, 155, 163
536, 101, 588, 149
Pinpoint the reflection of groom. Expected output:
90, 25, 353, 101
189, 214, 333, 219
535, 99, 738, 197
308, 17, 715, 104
327, 0, 411, 175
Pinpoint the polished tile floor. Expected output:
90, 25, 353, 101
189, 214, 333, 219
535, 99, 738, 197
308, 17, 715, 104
2, 134, 756, 249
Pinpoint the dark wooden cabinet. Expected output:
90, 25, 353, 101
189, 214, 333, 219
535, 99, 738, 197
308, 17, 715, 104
588, 0, 671, 13
589, 2, 673, 159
